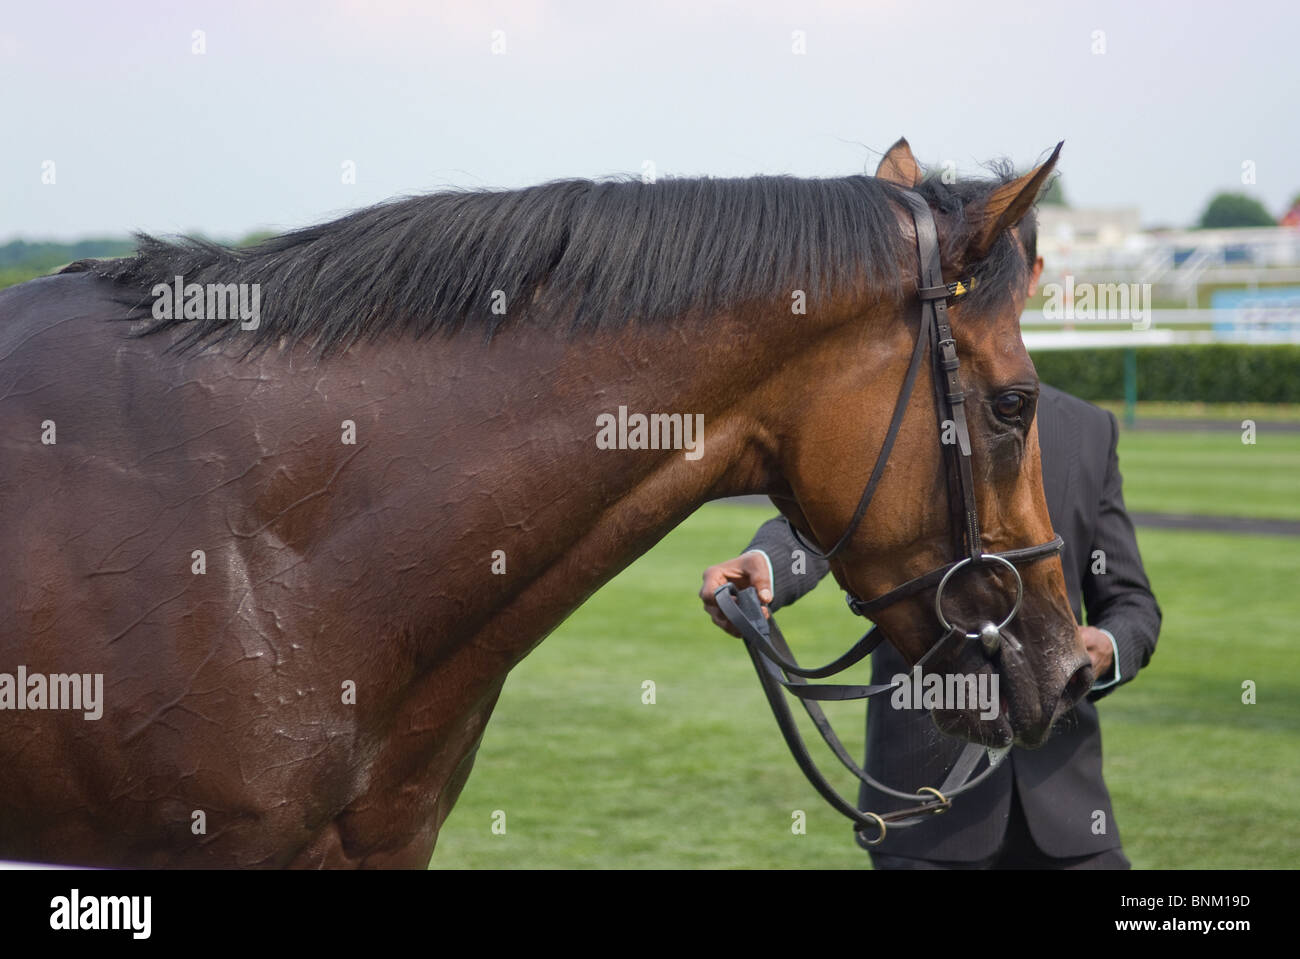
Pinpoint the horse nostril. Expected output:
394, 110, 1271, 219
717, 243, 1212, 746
1061, 660, 1093, 710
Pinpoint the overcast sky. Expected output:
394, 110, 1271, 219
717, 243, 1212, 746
2, 0, 1296, 243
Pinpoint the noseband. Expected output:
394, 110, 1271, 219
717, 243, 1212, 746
715, 188, 1064, 844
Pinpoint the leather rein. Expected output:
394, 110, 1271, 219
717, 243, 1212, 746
715, 188, 1064, 844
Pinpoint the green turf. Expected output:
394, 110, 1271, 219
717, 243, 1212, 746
1113, 428, 1300, 520
431, 502, 1300, 869
1098, 401, 1300, 423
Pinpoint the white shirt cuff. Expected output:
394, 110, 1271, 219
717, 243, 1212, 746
741, 549, 775, 602
1090, 627, 1122, 690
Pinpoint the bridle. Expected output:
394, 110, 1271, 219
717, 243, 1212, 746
714, 188, 1064, 844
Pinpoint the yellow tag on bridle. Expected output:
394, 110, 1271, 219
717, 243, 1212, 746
946, 276, 976, 299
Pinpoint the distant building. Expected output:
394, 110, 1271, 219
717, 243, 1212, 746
1033, 204, 1300, 308
1036, 206, 1142, 257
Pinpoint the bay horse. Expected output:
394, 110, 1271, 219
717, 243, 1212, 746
0, 139, 1088, 867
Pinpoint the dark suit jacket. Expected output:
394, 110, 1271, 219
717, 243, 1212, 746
745, 384, 1161, 860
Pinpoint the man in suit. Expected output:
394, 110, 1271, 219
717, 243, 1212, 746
699, 218, 1161, 869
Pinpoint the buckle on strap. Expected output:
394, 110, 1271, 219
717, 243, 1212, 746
845, 592, 871, 617
936, 336, 959, 371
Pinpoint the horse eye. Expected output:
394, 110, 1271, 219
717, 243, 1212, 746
993, 392, 1025, 421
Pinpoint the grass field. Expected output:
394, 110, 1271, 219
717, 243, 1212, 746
1097, 400, 1300, 423
1113, 428, 1300, 520
431, 430, 1300, 869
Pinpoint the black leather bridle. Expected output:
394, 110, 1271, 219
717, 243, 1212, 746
715, 188, 1064, 844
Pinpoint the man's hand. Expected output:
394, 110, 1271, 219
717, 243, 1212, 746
1078, 625, 1114, 680
699, 552, 774, 637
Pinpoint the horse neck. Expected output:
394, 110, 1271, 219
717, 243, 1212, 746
384, 301, 870, 665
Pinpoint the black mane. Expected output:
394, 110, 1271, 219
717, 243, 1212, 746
67, 165, 1031, 354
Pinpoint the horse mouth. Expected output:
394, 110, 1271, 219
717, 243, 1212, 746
932, 700, 1015, 749
927, 636, 1093, 749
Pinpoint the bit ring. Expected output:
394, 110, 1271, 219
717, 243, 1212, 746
933, 553, 1024, 641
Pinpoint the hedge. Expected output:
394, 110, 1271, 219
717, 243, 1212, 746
1028, 344, 1300, 404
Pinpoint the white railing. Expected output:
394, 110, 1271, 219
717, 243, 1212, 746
1023, 329, 1209, 350
1020, 309, 1227, 327
1020, 308, 1300, 347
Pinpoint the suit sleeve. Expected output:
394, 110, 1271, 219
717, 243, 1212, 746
744, 516, 832, 611
1084, 411, 1162, 701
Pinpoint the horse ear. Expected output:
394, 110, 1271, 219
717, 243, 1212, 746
875, 137, 922, 188
970, 141, 1063, 260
